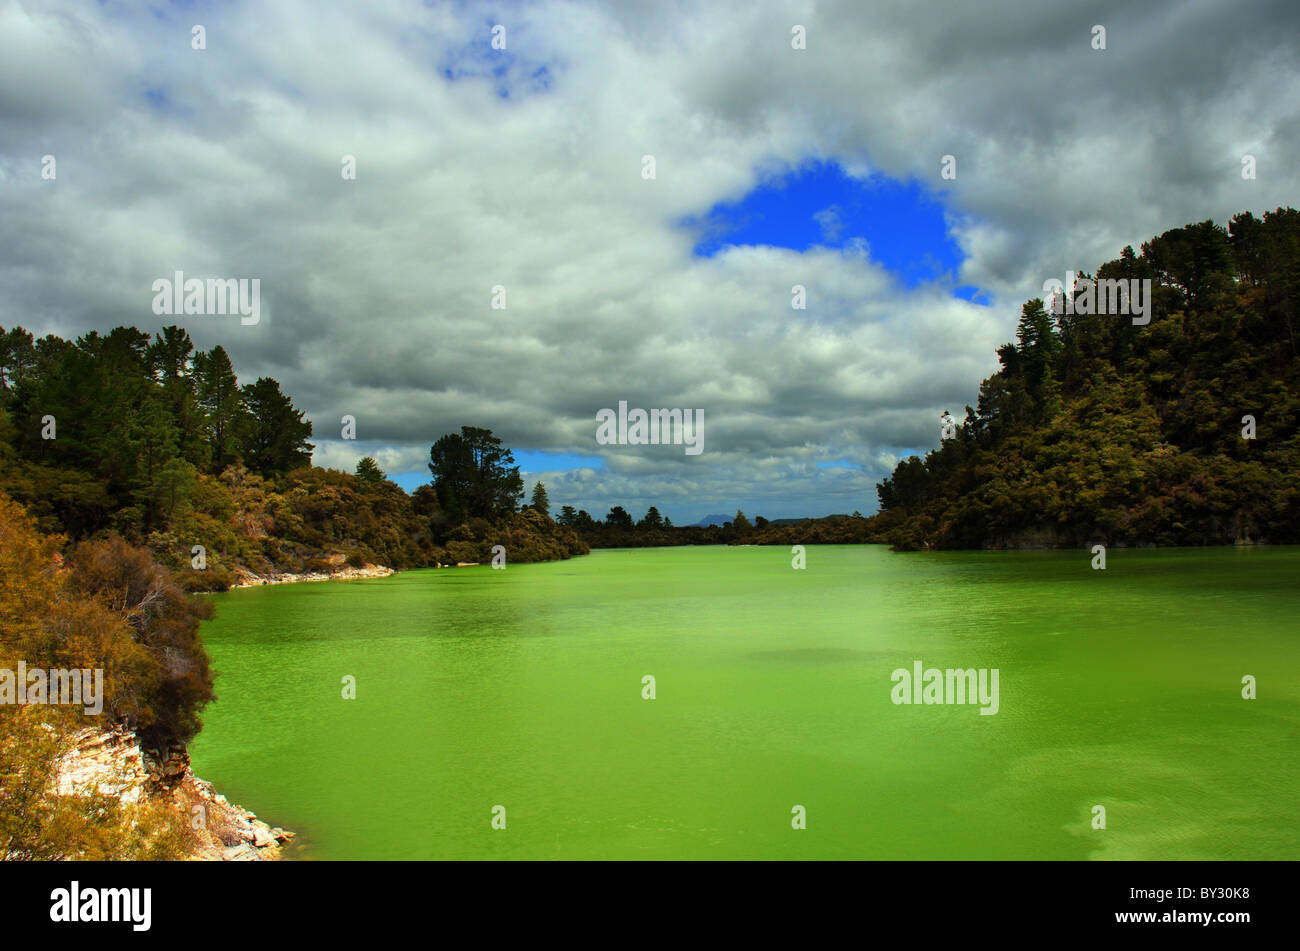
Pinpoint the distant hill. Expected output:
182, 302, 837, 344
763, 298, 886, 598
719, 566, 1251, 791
692, 513, 732, 527
693, 514, 832, 528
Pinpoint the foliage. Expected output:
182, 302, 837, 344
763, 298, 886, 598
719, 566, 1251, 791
427, 426, 525, 523
0, 492, 203, 859
0, 325, 585, 587
871, 208, 1300, 549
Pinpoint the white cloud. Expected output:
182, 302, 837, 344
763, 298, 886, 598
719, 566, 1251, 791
2, 0, 1297, 521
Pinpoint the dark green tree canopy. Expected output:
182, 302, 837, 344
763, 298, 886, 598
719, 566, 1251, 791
355, 456, 386, 484
637, 505, 663, 530
605, 505, 634, 530
873, 208, 1300, 550
240, 377, 314, 476
530, 480, 549, 516
427, 426, 524, 522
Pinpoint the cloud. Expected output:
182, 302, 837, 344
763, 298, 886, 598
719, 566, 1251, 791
812, 205, 843, 243
1, 0, 1297, 521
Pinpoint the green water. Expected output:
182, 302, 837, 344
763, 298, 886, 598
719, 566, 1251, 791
189, 545, 1300, 860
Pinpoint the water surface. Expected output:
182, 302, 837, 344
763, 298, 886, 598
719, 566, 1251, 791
190, 546, 1300, 859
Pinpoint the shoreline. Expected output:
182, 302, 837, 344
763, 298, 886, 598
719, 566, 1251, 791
55, 726, 294, 861
222, 560, 527, 589
229, 563, 396, 588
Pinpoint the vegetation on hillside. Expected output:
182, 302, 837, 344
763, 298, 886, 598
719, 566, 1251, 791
0, 327, 586, 587
0, 492, 205, 858
870, 208, 1300, 549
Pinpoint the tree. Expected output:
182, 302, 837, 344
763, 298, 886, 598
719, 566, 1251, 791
192, 346, 246, 472
239, 377, 314, 476
127, 396, 190, 530
0, 326, 36, 401
1014, 298, 1059, 402
605, 506, 634, 530
637, 506, 664, 530
355, 456, 385, 484
427, 426, 524, 522
530, 481, 550, 516
67, 534, 215, 749
147, 327, 207, 469
557, 505, 577, 526
733, 509, 752, 532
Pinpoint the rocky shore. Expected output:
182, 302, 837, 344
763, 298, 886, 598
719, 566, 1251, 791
230, 563, 395, 588
55, 726, 294, 861
227, 561, 498, 587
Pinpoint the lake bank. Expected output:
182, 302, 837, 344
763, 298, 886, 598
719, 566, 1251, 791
230, 563, 396, 588
54, 726, 294, 860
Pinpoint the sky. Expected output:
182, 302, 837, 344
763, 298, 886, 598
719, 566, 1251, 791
1, 0, 1298, 523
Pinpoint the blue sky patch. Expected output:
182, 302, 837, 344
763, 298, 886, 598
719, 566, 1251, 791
513, 449, 604, 475
684, 160, 977, 296
390, 448, 603, 494
438, 19, 555, 100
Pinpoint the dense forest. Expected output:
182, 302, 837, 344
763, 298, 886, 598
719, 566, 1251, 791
0, 328, 586, 589
869, 208, 1300, 550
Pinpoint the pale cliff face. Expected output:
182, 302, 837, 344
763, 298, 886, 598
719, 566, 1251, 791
52, 726, 294, 861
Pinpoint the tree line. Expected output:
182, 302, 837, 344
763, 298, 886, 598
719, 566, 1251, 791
555, 505, 776, 547
0, 326, 311, 538
0, 327, 587, 586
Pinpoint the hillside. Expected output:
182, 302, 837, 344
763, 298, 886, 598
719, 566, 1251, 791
0, 328, 587, 589
870, 208, 1300, 550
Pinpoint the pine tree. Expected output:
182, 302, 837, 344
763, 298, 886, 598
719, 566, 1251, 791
531, 481, 550, 516
239, 377, 314, 476
192, 346, 245, 472
355, 456, 385, 484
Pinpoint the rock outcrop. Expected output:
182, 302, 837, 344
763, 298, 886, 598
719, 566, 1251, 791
55, 726, 294, 861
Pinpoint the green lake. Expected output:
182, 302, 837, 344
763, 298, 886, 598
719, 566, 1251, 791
189, 545, 1300, 859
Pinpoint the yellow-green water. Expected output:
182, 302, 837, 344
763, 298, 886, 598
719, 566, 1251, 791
189, 545, 1300, 859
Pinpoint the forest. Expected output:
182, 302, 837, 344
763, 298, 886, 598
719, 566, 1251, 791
0, 329, 586, 589
869, 208, 1300, 549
